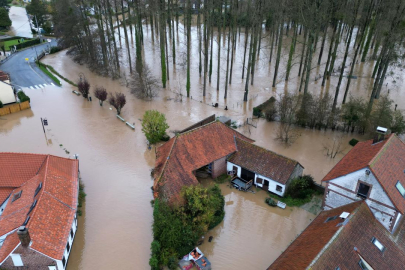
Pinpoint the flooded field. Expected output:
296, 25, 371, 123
6, 7, 33, 38
2, 18, 402, 269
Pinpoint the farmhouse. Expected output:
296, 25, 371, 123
268, 201, 405, 269
0, 71, 16, 105
322, 133, 405, 232
0, 153, 79, 270
153, 120, 303, 201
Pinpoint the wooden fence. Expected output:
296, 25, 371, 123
0, 101, 30, 116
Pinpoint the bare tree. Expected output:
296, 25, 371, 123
276, 93, 301, 144
94, 86, 107, 106
109, 92, 126, 115
130, 65, 160, 100
77, 77, 90, 99
323, 135, 345, 158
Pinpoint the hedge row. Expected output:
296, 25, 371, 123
17, 91, 30, 103
14, 39, 41, 50
36, 62, 62, 86
42, 62, 77, 87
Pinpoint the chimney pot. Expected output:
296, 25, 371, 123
17, 226, 31, 247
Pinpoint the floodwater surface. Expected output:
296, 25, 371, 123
6, 7, 33, 38
2, 18, 400, 270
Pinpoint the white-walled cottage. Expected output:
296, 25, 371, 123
227, 138, 303, 197
322, 134, 405, 233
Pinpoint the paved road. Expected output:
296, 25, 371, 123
0, 39, 59, 90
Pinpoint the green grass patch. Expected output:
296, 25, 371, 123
214, 173, 231, 184
35, 62, 62, 86
41, 62, 77, 87
268, 193, 314, 207
3, 38, 32, 51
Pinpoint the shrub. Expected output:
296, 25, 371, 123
349, 138, 359, 146
108, 92, 126, 115
94, 86, 107, 106
142, 110, 169, 144
265, 197, 277, 207
253, 107, 262, 117
17, 91, 30, 103
77, 77, 90, 98
49, 46, 62, 54
286, 175, 315, 199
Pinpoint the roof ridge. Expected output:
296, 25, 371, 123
368, 134, 394, 167
41, 191, 77, 211
153, 136, 178, 193
234, 137, 299, 164
26, 156, 50, 227
176, 120, 218, 136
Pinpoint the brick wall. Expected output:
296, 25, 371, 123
2, 245, 57, 269
0, 101, 30, 116
211, 156, 227, 179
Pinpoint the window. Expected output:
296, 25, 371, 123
12, 191, 22, 202
66, 242, 70, 252
357, 183, 370, 199
62, 256, 66, 267
325, 216, 338, 223
34, 183, 42, 197
256, 178, 263, 184
70, 229, 74, 239
10, 254, 23, 266
396, 181, 405, 197
27, 200, 37, 215
372, 237, 385, 252
276, 185, 283, 192
22, 216, 30, 226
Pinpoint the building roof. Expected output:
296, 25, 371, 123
153, 121, 253, 202
322, 134, 405, 214
268, 201, 405, 269
0, 153, 78, 261
228, 137, 302, 184
0, 233, 20, 264
268, 202, 363, 270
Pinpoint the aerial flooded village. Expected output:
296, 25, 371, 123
1, 0, 405, 269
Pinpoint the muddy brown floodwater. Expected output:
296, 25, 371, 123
6, 7, 33, 38
3, 19, 400, 269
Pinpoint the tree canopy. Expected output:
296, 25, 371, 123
26, 0, 48, 27
141, 110, 169, 144
0, 8, 11, 28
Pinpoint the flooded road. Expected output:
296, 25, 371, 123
6, 7, 33, 38
1, 19, 397, 269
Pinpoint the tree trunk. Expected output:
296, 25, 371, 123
285, 23, 297, 81
317, 25, 327, 65
216, 0, 222, 90
159, 0, 166, 87
298, 29, 308, 77
244, 31, 254, 101
321, 22, 337, 86
272, 21, 283, 87
186, 0, 191, 97
121, 0, 132, 74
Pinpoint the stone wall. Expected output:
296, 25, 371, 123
211, 156, 227, 179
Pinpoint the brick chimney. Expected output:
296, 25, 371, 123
17, 226, 31, 247
373, 126, 387, 144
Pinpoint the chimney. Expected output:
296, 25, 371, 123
373, 126, 387, 144
17, 226, 31, 247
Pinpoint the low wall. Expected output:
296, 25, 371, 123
0, 101, 30, 116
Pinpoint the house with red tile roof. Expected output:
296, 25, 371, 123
322, 134, 405, 233
153, 121, 303, 202
0, 153, 79, 270
268, 201, 405, 269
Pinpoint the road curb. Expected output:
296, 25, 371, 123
0, 39, 55, 65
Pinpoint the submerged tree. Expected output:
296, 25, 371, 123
108, 92, 126, 115
77, 77, 90, 99
130, 65, 160, 100
94, 86, 107, 106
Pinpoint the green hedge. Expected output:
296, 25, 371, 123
41, 62, 77, 87
17, 91, 30, 103
14, 39, 41, 50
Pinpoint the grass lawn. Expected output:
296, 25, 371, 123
36, 62, 62, 86
3, 39, 30, 51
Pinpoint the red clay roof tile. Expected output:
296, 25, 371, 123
0, 233, 20, 264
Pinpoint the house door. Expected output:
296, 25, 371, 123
232, 166, 238, 177
241, 168, 255, 181
262, 180, 270, 191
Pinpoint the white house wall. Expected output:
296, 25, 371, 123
227, 162, 241, 177
59, 214, 77, 270
324, 168, 398, 231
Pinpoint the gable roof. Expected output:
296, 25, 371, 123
268, 202, 363, 270
228, 137, 302, 184
0, 233, 20, 264
322, 135, 405, 214
153, 121, 253, 201
0, 153, 78, 261
268, 201, 405, 269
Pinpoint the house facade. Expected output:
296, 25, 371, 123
0, 71, 16, 105
0, 153, 79, 269
322, 134, 405, 233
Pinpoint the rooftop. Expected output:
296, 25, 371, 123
0, 153, 79, 262
322, 134, 405, 213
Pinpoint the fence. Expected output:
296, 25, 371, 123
0, 101, 31, 116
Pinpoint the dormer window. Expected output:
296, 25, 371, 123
34, 183, 42, 197
325, 216, 338, 223
372, 237, 385, 252
396, 181, 405, 197
12, 191, 22, 202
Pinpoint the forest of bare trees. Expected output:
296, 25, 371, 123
51, 0, 405, 116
